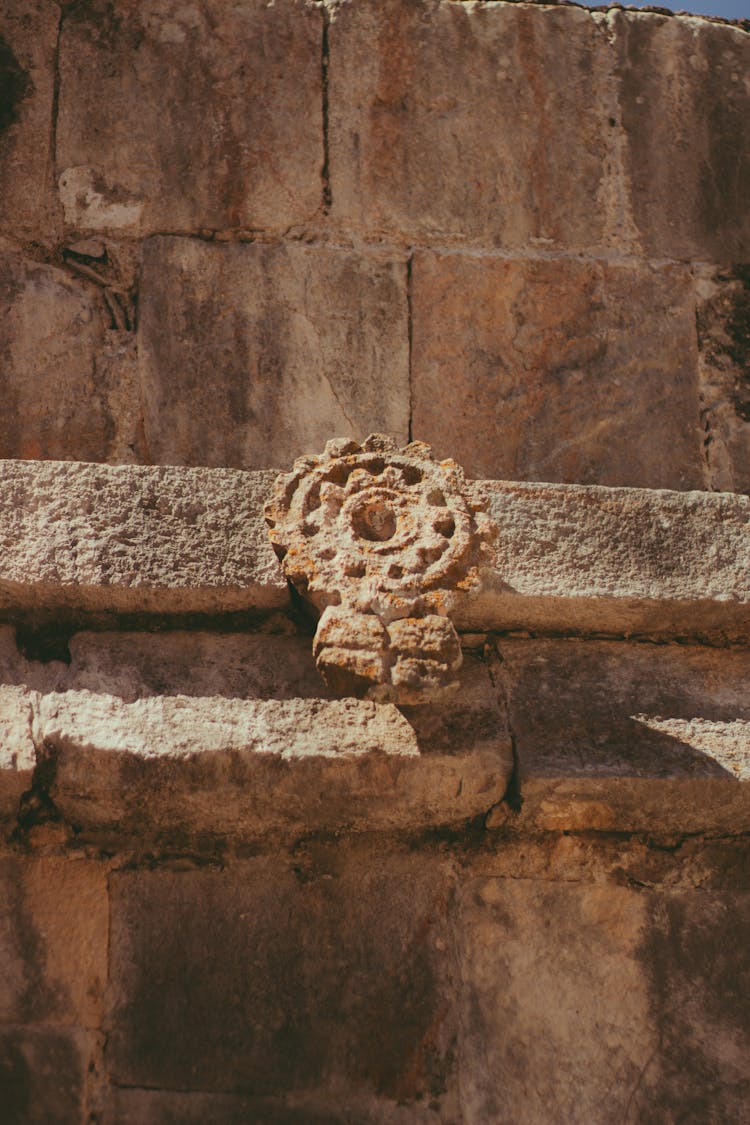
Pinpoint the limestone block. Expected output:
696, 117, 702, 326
0, 460, 285, 615
0, 685, 35, 820
458, 880, 653, 1124
613, 12, 750, 260
0, 856, 108, 1026
458, 880, 750, 1124
488, 640, 750, 834
328, 0, 610, 249
138, 238, 409, 468
411, 253, 703, 489
0, 249, 113, 461
696, 265, 750, 494
0, 1026, 99, 1125
57, 0, 323, 235
107, 855, 455, 1101
0, 1, 61, 245
34, 654, 511, 839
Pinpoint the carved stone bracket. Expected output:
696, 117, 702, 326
265, 434, 496, 703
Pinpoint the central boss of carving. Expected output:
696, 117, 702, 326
265, 435, 495, 703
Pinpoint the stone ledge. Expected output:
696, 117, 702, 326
1, 459, 749, 641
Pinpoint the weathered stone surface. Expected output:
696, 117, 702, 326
488, 640, 750, 834
328, 0, 610, 249
0, 685, 35, 820
0, 248, 114, 461
0, 2, 61, 245
458, 880, 653, 1124
57, 0, 323, 235
32, 655, 511, 839
696, 264, 750, 494
614, 12, 750, 260
458, 879, 750, 1124
411, 253, 703, 489
267, 435, 493, 701
0, 1026, 98, 1125
0, 856, 108, 1025
0, 460, 285, 615
138, 238, 409, 469
107, 854, 456, 1104
3, 459, 750, 641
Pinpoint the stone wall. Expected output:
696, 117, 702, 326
1, 0, 749, 489
1, 2, 750, 1123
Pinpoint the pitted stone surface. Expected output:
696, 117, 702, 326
265, 435, 495, 701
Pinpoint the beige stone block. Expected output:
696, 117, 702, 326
458, 879, 653, 1124
328, 0, 610, 249
0, 856, 108, 1025
0, 249, 114, 461
138, 237, 409, 469
0, 1025, 99, 1125
488, 640, 750, 834
614, 12, 750, 260
107, 854, 455, 1102
696, 264, 750, 494
411, 252, 703, 489
57, 0, 323, 235
0, 1, 61, 245
0, 460, 285, 615
33, 652, 511, 839
0, 685, 35, 820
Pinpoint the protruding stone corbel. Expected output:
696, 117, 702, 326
265, 435, 496, 703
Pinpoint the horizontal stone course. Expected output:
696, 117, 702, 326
1, 459, 748, 641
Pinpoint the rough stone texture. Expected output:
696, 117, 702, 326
613, 12, 750, 261
0, 460, 285, 615
0, 247, 113, 462
267, 435, 493, 701
328, 0, 610, 249
0, 685, 35, 820
138, 238, 409, 469
0, 1026, 98, 1125
488, 639, 750, 834
30, 659, 511, 841
697, 264, 750, 494
411, 253, 703, 489
3, 459, 750, 639
0, 1, 61, 246
458, 879, 750, 1125
107, 855, 456, 1106
0, 856, 108, 1026
56, 0, 323, 235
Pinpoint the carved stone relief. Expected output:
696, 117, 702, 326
265, 434, 495, 702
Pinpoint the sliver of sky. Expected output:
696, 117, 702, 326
623, 0, 749, 17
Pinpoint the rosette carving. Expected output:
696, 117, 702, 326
265, 435, 495, 703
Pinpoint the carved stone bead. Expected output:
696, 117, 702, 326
265, 435, 495, 703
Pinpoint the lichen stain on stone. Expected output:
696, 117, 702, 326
0, 37, 31, 138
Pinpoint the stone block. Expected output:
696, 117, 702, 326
0, 1, 61, 245
31, 651, 511, 840
0, 855, 108, 1025
0, 460, 285, 616
0, 1025, 98, 1125
458, 879, 653, 1124
696, 264, 750, 494
614, 12, 750, 260
0, 248, 114, 462
0, 685, 35, 821
107, 853, 455, 1104
56, 0, 322, 235
488, 639, 750, 834
138, 237, 409, 469
458, 879, 750, 1124
411, 252, 703, 489
328, 0, 610, 250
